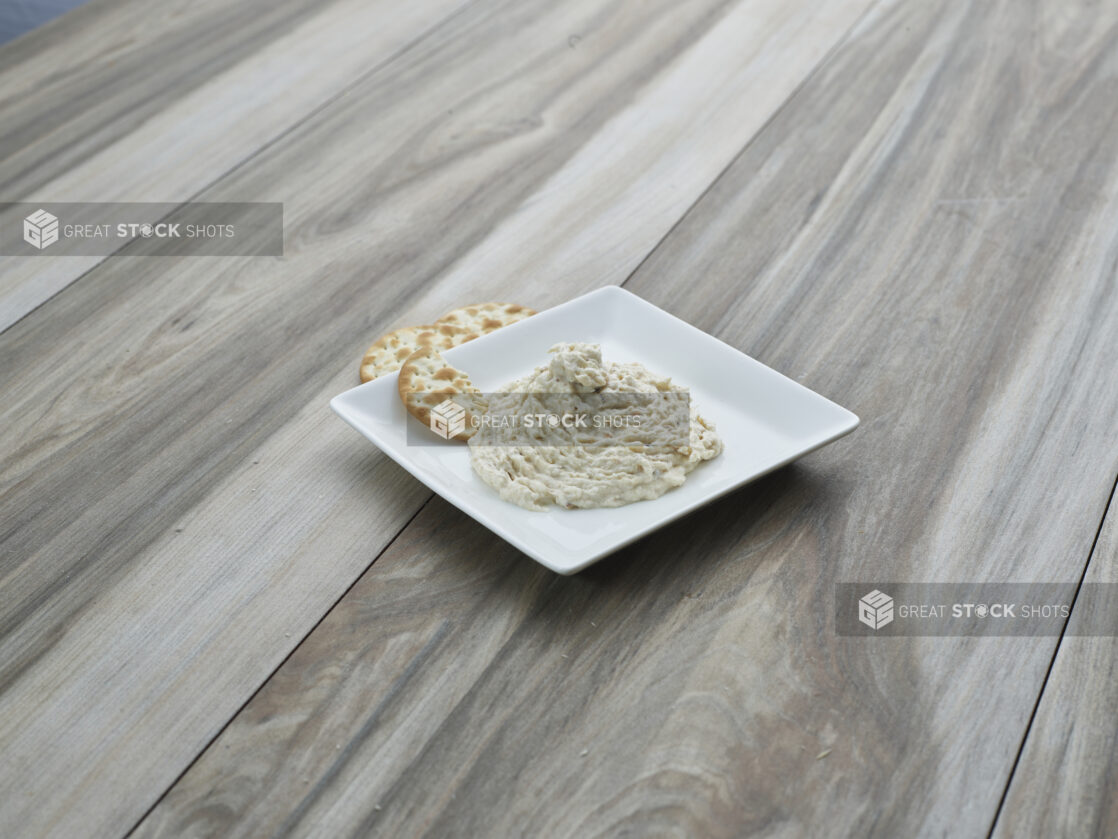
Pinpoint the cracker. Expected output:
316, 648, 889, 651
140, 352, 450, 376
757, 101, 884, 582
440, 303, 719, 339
435, 302, 535, 334
397, 346, 486, 442
359, 323, 476, 383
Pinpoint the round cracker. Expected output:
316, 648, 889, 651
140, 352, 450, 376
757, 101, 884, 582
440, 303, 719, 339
435, 302, 535, 334
397, 346, 486, 442
359, 323, 476, 383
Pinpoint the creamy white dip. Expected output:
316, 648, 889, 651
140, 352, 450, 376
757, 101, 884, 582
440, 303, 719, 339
469, 343, 722, 510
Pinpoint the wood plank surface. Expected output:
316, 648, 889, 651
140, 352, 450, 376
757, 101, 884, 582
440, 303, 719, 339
992, 486, 1118, 839
0, 0, 875, 836
132, 0, 1118, 836
0, 0, 469, 331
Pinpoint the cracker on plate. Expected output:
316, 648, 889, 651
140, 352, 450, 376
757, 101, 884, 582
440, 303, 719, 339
359, 323, 476, 383
435, 302, 535, 334
397, 346, 487, 442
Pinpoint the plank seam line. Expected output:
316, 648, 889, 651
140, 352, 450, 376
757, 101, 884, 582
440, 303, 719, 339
984, 467, 1118, 839
0, 0, 480, 338
120, 493, 437, 839
617, 0, 884, 292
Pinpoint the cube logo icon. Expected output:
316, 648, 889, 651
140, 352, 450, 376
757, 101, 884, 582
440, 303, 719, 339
859, 589, 894, 629
429, 398, 466, 440
24, 209, 60, 250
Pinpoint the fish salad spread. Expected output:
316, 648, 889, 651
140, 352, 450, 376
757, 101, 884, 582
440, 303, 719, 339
469, 343, 722, 510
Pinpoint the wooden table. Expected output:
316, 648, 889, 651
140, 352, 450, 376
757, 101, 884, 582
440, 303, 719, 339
2, 0, 1116, 836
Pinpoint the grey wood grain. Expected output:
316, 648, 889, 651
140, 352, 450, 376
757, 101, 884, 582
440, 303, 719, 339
991, 486, 1118, 839
0, 0, 325, 198
0, 0, 469, 330
0, 0, 874, 835
132, 0, 1118, 836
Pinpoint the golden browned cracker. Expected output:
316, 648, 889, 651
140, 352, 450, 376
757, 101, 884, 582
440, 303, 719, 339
397, 346, 486, 441
435, 302, 536, 335
358, 323, 476, 382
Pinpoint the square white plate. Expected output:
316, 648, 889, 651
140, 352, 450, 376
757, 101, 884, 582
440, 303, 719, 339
331, 286, 858, 574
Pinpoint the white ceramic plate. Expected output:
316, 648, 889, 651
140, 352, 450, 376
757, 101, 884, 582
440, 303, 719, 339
331, 286, 858, 574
